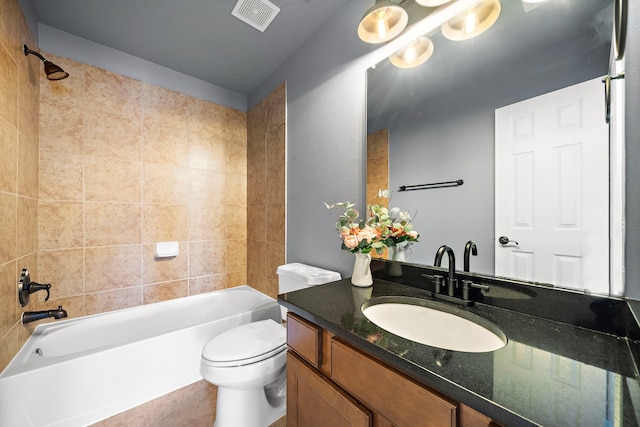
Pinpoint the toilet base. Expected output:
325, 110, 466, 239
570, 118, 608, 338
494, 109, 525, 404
214, 375, 286, 427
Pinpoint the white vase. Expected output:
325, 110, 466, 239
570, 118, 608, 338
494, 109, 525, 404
351, 252, 373, 287
387, 246, 406, 277
389, 246, 406, 262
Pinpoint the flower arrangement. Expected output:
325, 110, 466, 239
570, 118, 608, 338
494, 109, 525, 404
325, 190, 419, 254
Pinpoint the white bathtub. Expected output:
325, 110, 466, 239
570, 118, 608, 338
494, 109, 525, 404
0, 285, 281, 427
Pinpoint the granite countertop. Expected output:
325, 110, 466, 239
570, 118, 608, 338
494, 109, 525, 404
278, 278, 640, 427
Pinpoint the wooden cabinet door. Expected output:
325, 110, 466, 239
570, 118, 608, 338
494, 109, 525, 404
287, 351, 372, 427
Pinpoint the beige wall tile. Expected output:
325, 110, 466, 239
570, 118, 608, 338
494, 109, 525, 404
189, 204, 225, 241
85, 245, 142, 293
143, 122, 189, 166
224, 173, 246, 206
0, 118, 17, 193
265, 241, 285, 282
39, 249, 84, 297
142, 243, 188, 284
226, 271, 247, 288
38, 201, 83, 249
188, 130, 225, 172
84, 108, 142, 161
85, 286, 142, 316
0, 325, 18, 373
143, 163, 190, 204
226, 204, 247, 241
0, 0, 21, 57
225, 136, 247, 175
225, 107, 248, 143
142, 83, 189, 130
189, 240, 225, 277
17, 130, 38, 198
225, 239, 247, 273
188, 97, 227, 134
143, 204, 188, 244
85, 156, 141, 203
39, 150, 83, 201
18, 65, 38, 144
84, 66, 142, 120
265, 204, 285, 244
0, 261, 17, 339
39, 101, 84, 154
247, 240, 265, 277
0, 43, 18, 127
190, 169, 225, 206
85, 202, 141, 247
143, 279, 188, 305
0, 192, 17, 264
16, 195, 37, 257
188, 274, 226, 295
266, 82, 286, 130
265, 124, 285, 206
247, 205, 266, 243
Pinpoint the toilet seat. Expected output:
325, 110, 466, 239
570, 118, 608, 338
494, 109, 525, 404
202, 319, 286, 367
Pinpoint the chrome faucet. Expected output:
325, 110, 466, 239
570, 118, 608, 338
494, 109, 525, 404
434, 245, 457, 296
22, 306, 68, 325
463, 241, 478, 272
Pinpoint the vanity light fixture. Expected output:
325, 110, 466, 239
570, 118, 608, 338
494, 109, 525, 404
358, 0, 409, 44
414, 0, 453, 6
441, 0, 501, 41
23, 44, 69, 80
389, 36, 434, 68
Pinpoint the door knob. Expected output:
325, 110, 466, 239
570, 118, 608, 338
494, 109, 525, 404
498, 236, 519, 245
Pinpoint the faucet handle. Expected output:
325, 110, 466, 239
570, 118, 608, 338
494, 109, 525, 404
421, 274, 443, 294
18, 269, 52, 306
461, 280, 490, 301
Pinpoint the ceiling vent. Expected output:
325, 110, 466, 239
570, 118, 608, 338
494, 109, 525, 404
231, 0, 281, 32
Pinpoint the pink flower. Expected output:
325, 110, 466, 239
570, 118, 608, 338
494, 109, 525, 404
343, 234, 359, 249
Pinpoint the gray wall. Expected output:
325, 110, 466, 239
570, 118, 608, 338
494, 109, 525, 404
387, 104, 495, 273
625, 1, 640, 300
254, 0, 640, 298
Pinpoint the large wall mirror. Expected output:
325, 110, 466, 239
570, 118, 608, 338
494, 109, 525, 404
367, 0, 620, 295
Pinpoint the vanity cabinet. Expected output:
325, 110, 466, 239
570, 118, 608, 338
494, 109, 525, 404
286, 313, 500, 427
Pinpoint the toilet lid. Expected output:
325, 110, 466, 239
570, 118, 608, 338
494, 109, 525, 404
202, 319, 286, 367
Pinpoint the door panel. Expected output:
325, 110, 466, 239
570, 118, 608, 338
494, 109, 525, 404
495, 78, 608, 292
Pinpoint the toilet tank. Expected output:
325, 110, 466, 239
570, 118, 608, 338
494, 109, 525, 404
276, 263, 341, 319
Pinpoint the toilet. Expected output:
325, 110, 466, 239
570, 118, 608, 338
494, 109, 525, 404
200, 263, 341, 427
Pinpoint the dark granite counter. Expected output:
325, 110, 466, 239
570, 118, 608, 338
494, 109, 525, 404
278, 274, 640, 426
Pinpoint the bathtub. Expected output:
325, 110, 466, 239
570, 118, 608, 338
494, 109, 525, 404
0, 285, 281, 427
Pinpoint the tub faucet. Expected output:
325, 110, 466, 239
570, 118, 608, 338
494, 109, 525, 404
463, 241, 478, 272
22, 306, 68, 325
434, 245, 457, 297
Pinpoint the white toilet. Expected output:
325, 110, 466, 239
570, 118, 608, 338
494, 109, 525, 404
200, 263, 341, 427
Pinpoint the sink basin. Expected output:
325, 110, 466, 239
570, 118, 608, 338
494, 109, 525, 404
361, 297, 507, 353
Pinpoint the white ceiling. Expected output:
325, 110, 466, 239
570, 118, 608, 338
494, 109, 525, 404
23, 0, 350, 95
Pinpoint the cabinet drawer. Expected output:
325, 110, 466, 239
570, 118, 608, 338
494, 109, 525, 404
331, 338, 457, 427
287, 351, 372, 427
287, 313, 322, 368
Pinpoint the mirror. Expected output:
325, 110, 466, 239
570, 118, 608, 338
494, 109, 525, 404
366, 0, 616, 293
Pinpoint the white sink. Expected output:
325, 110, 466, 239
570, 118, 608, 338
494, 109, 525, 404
362, 297, 507, 353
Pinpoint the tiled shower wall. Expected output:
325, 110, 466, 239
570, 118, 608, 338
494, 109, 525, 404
0, 0, 40, 370
35, 54, 249, 321
247, 83, 286, 297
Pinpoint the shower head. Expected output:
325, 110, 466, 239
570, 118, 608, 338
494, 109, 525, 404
23, 44, 69, 80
